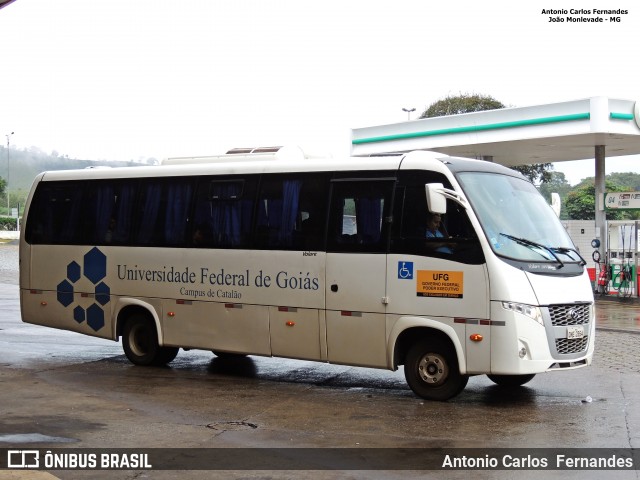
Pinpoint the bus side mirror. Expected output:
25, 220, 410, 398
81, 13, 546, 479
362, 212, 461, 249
425, 183, 447, 214
551, 192, 561, 217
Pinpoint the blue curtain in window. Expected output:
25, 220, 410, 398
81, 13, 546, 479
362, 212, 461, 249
94, 185, 115, 243
137, 183, 163, 244
193, 197, 213, 246
257, 199, 282, 231
165, 183, 192, 245
269, 200, 283, 229
211, 183, 242, 246
241, 200, 253, 238
256, 199, 268, 229
278, 180, 302, 246
113, 184, 135, 243
356, 197, 382, 244
59, 190, 84, 243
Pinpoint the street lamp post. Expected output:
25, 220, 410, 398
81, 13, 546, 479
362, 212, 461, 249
5, 131, 14, 219
402, 108, 416, 121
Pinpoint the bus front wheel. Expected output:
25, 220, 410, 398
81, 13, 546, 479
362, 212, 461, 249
404, 340, 468, 401
122, 314, 179, 366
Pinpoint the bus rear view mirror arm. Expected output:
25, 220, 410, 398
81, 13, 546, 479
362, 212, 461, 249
425, 183, 467, 214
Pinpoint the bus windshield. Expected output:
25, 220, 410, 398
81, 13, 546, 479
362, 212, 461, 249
456, 172, 581, 265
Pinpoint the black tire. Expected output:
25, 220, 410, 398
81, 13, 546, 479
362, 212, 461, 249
404, 339, 468, 401
122, 314, 178, 366
156, 345, 180, 364
487, 374, 536, 387
212, 351, 247, 359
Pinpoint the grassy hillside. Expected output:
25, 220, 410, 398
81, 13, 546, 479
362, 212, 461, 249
0, 146, 148, 191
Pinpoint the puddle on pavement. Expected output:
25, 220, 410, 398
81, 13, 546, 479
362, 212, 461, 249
595, 300, 640, 331
206, 421, 258, 431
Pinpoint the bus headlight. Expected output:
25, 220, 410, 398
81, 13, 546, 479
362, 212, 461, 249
501, 302, 544, 326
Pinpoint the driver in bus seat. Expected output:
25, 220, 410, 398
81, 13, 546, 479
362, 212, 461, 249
426, 212, 452, 254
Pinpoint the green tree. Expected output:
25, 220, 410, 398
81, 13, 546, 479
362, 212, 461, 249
513, 163, 553, 184
565, 184, 596, 220
539, 171, 571, 201
419, 93, 504, 117
419, 93, 552, 183
565, 181, 638, 220
589, 172, 640, 191
0, 177, 7, 217
538, 171, 572, 219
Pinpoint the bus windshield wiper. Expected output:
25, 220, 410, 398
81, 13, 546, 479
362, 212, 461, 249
499, 233, 564, 269
550, 246, 587, 266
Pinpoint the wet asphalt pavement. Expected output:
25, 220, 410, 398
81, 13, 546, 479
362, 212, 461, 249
1, 241, 640, 480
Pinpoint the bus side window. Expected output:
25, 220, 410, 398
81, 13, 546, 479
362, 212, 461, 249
392, 182, 484, 264
255, 173, 329, 251
135, 180, 167, 246
164, 181, 193, 246
298, 175, 329, 251
327, 180, 394, 253
84, 182, 117, 245
109, 182, 136, 244
256, 176, 302, 249
129, 178, 194, 247
26, 183, 84, 245
192, 178, 255, 248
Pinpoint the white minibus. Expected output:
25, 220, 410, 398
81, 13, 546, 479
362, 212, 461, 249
19, 147, 595, 400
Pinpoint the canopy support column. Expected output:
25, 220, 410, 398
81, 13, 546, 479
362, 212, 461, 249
594, 145, 606, 267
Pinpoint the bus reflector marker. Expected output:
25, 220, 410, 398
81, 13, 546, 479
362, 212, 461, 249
470, 333, 483, 342
278, 306, 298, 312
286, 321, 295, 327
455, 318, 499, 326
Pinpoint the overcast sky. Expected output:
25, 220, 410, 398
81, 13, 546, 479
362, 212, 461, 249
1, 0, 638, 185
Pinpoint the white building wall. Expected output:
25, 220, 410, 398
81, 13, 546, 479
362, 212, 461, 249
562, 220, 598, 273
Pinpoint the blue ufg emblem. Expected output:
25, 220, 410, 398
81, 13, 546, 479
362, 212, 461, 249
398, 261, 413, 280
56, 247, 110, 332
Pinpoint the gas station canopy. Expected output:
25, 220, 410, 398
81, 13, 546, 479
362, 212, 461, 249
352, 96, 640, 271
351, 97, 640, 167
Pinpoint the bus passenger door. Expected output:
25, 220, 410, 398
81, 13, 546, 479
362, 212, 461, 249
325, 179, 395, 368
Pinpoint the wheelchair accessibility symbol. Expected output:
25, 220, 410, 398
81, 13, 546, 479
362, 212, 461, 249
398, 261, 413, 280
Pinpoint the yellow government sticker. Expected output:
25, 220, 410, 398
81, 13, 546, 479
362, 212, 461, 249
417, 270, 464, 298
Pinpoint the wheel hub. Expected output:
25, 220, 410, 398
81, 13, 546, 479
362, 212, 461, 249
418, 353, 449, 385
130, 324, 149, 357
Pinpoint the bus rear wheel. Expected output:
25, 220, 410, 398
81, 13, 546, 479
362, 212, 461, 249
122, 314, 178, 366
487, 374, 536, 387
404, 340, 468, 401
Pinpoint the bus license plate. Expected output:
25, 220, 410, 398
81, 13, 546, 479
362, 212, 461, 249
567, 326, 584, 339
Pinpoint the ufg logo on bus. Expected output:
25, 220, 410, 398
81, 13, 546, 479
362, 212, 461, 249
56, 247, 110, 332
417, 270, 464, 298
